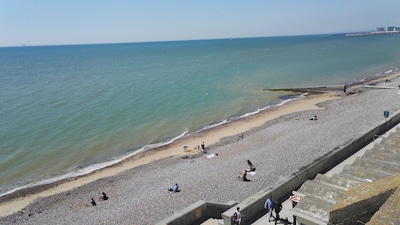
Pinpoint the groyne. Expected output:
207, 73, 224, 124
264, 84, 346, 93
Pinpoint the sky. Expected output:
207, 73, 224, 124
1, 0, 400, 47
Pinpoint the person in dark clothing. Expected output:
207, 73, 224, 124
274, 200, 283, 220
90, 198, 97, 206
99, 192, 108, 201
245, 160, 256, 172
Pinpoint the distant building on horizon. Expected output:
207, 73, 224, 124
345, 26, 400, 36
376, 26, 400, 32
387, 26, 400, 32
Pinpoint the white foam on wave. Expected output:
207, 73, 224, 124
238, 106, 268, 119
384, 70, 393, 74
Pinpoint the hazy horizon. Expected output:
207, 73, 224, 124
2, 0, 400, 47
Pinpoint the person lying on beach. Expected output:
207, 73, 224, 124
309, 115, 318, 121
183, 145, 198, 152
237, 171, 248, 181
168, 183, 180, 192
245, 160, 256, 172
99, 192, 108, 201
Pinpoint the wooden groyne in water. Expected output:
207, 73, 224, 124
264, 84, 346, 93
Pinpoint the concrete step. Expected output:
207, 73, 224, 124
352, 157, 400, 175
314, 173, 364, 191
339, 164, 393, 182
379, 136, 400, 146
372, 142, 400, 154
293, 195, 333, 224
295, 179, 345, 204
363, 149, 400, 165
337, 173, 374, 184
313, 174, 347, 191
385, 132, 400, 139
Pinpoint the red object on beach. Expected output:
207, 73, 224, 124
290, 195, 300, 203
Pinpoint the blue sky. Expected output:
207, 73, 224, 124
1, 0, 400, 46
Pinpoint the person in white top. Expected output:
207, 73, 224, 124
232, 207, 242, 225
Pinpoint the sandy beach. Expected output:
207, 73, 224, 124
1, 74, 399, 225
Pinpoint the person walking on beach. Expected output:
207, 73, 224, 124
232, 207, 242, 225
274, 200, 283, 221
264, 195, 275, 222
201, 142, 205, 152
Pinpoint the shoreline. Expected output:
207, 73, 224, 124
0, 91, 340, 217
0, 72, 399, 219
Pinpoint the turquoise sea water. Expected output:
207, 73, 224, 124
1, 35, 400, 195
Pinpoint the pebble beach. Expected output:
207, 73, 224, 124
1, 75, 400, 225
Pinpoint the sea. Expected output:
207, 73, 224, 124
1, 34, 400, 196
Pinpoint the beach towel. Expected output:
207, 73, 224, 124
247, 171, 256, 176
206, 154, 217, 158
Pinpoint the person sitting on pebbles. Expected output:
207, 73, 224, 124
238, 171, 248, 181
99, 192, 108, 201
90, 198, 97, 206
168, 183, 180, 192
245, 160, 256, 172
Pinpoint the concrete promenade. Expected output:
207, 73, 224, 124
201, 198, 295, 225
